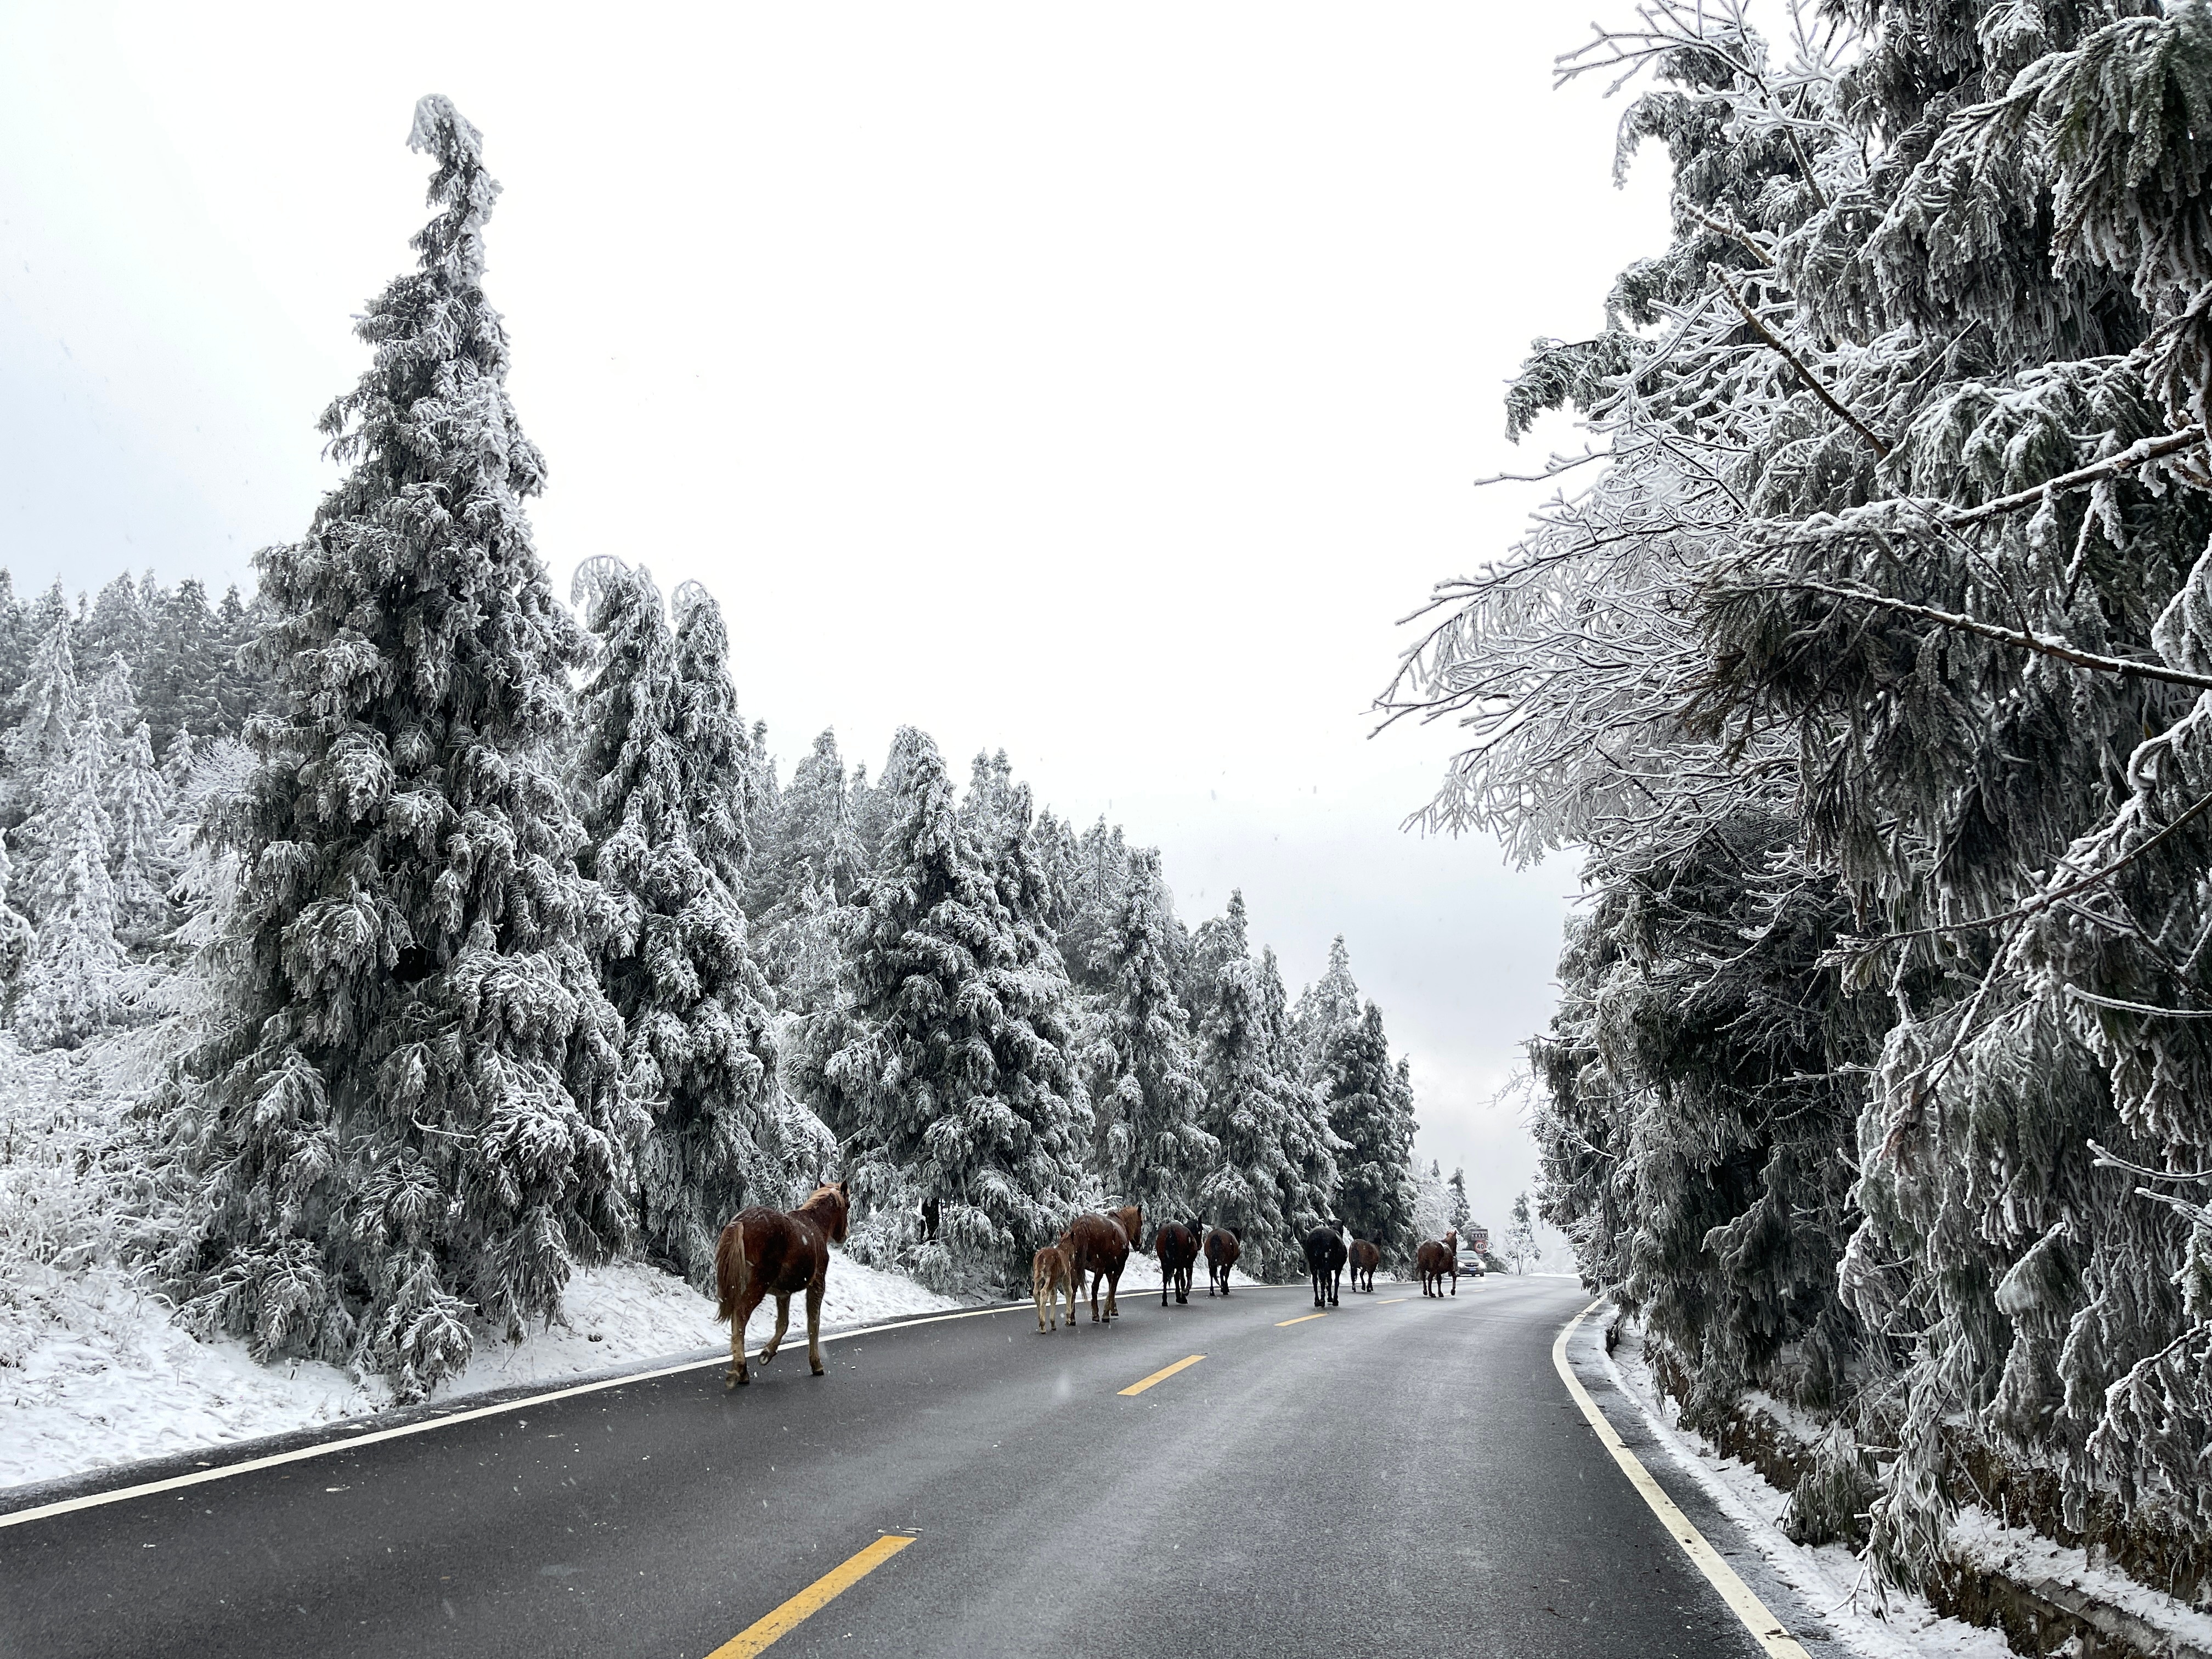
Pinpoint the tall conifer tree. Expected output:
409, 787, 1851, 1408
820, 729, 1089, 1290
573, 559, 798, 1288
182, 98, 633, 1398
1086, 847, 1215, 1221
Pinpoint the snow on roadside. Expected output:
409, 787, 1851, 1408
1, 1252, 967, 1492
1950, 1504, 2212, 1656
1601, 1322, 2014, 1659
0, 1030, 969, 1493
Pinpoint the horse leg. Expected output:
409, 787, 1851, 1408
805, 1279, 826, 1376
1106, 1265, 1122, 1321
762, 1294, 791, 1363
727, 1288, 764, 1388
1088, 1268, 1103, 1324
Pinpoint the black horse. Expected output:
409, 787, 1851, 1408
1304, 1225, 1346, 1307
1204, 1226, 1240, 1296
1155, 1221, 1200, 1305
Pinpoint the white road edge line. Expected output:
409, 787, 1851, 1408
0, 1301, 1032, 1532
1552, 1297, 1813, 1659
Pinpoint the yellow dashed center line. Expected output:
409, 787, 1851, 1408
1118, 1354, 1206, 1396
704, 1533, 916, 1658
1276, 1312, 1328, 1327
1376, 1297, 1408, 1305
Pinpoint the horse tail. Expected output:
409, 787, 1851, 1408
716, 1218, 749, 1323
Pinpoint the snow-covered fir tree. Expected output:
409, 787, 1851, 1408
816, 728, 1090, 1291
1191, 901, 1339, 1279
5, 612, 80, 913
1318, 1001, 1417, 1259
107, 718, 173, 948
571, 558, 796, 1290
1386, 0, 2212, 1585
178, 97, 635, 1400
1291, 934, 1362, 1080
16, 708, 121, 1048
1084, 846, 1216, 1223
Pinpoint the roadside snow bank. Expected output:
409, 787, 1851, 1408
1605, 1323, 2012, 1659
0, 1031, 968, 1492
1, 1252, 966, 1492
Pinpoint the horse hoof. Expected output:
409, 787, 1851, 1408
811, 1364, 826, 1377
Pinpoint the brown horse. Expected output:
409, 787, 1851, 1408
1348, 1238, 1380, 1293
715, 1180, 849, 1388
1203, 1226, 1240, 1296
1155, 1221, 1199, 1305
1109, 1203, 1144, 1253
1064, 1212, 1132, 1323
1415, 1228, 1460, 1297
1033, 1239, 1074, 1332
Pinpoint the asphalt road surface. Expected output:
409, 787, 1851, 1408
2, 1272, 1850, 1658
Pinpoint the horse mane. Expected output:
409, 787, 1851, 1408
796, 1181, 850, 1243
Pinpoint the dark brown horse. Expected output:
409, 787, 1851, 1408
1203, 1226, 1240, 1296
1415, 1228, 1460, 1297
1064, 1212, 1132, 1323
1304, 1225, 1346, 1307
716, 1180, 850, 1388
1155, 1221, 1199, 1305
1348, 1238, 1380, 1293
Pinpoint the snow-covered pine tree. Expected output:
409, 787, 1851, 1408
1319, 1001, 1417, 1260
179, 97, 634, 1400
16, 707, 121, 1048
748, 729, 865, 932
1446, 1167, 1470, 1237
0, 826, 36, 984
5, 613, 79, 910
575, 560, 827, 1283
1085, 847, 1216, 1222
817, 728, 1089, 1291
572, 558, 798, 1289
160, 727, 197, 793
81, 573, 148, 670
1291, 935, 1362, 1080
1387, 0, 2212, 1588
1504, 1192, 1539, 1276
1189, 904, 1340, 1278
108, 720, 173, 948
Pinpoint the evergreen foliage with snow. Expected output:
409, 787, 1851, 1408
1387, 0, 2212, 1583
1084, 847, 1217, 1222
1190, 899, 1341, 1279
1318, 1003, 1419, 1259
0, 95, 1424, 1412
814, 730, 1091, 1291
572, 558, 801, 1290
178, 98, 635, 1401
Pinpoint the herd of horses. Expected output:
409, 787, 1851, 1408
710, 1180, 1470, 1389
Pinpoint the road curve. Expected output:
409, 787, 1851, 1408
1, 1274, 1844, 1658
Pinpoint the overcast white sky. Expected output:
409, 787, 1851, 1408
0, 3, 1668, 1257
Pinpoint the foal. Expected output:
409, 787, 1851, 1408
1033, 1238, 1074, 1332
715, 1180, 850, 1388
